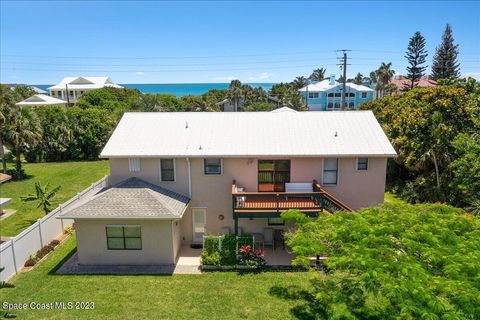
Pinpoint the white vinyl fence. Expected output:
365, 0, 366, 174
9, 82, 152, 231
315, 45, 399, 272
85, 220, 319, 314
0, 176, 109, 282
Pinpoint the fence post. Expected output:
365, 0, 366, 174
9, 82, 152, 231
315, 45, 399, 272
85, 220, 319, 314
37, 219, 44, 248
59, 204, 64, 231
10, 239, 18, 273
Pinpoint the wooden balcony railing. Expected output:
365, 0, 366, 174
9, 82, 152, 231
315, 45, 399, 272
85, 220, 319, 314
232, 180, 352, 218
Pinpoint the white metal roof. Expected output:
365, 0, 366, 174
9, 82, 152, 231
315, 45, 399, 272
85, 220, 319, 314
100, 108, 396, 158
15, 94, 66, 106
298, 80, 374, 92
48, 76, 123, 90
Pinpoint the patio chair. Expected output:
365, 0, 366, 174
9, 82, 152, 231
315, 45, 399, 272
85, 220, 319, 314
263, 228, 275, 250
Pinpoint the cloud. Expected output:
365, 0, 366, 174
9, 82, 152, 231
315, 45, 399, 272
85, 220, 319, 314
248, 72, 274, 81
214, 76, 238, 82
136, 71, 144, 75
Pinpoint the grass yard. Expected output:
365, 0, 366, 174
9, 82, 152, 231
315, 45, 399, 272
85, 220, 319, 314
0, 236, 312, 319
0, 161, 109, 236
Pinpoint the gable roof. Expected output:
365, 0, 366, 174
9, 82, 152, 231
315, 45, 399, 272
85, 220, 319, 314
298, 79, 374, 92
57, 178, 190, 219
100, 109, 397, 158
48, 76, 123, 90
15, 94, 66, 106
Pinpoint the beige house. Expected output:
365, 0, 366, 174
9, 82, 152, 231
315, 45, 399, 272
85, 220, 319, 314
59, 108, 396, 266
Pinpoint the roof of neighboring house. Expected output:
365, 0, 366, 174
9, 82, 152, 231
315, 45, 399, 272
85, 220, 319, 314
298, 79, 374, 93
390, 75, 437, 89
0, 173, 12, 183
100, 107, 397, 158
4, 84, 47, 94
48, 76, 123, 90
57, 177, 190, 219
15, 94, 67, 106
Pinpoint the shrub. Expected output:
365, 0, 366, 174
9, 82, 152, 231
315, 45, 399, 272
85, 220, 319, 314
64, 226, 74, 235
201, 251, 221, 266
203, 235, 220, 254
220, 234, 238, 266
6, 167, 26, 180
24, 253, 38, 267
238, 245, 266, 269
50, 239, 60, 247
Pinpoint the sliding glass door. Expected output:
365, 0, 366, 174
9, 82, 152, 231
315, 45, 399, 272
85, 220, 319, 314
258, 160, 290, 192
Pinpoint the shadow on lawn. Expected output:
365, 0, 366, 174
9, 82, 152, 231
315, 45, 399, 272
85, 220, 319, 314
269, 285, 325, 320
48, 245, 77, 275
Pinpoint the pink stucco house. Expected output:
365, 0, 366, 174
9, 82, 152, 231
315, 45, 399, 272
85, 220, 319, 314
59, 107, 396, 266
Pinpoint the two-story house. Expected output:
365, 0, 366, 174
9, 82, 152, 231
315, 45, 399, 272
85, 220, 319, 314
298, 75, 374, 111
59, 108, 396, 266
48, 76, 123, 105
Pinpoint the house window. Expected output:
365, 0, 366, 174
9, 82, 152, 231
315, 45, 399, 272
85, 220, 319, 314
334, 92, 341, 97
204, 158, 222, 175
128, 158, 140, 172
69, 90, 74, 97
361, 92, 368, 98
327, 102, 333, 109
57, 91, 62, 96
160, 159, 175, 181
323, 158, 338, 185
327, 93, 334, 97
51, 91, 55, 97
349, 102, 355, 108
349, 93, 355, 97
357, 158, 368, 170
308, 92, 319, 98
334, 102, 340, 108
268, 217, 284, 226
106, 226, 142, 250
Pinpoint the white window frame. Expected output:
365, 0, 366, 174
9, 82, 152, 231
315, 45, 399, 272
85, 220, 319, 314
361, 92, 368, 99
160, 158, 176, 182
356, 157, 369, 171
322, 158, 339, 186
308, 92, 319, 99
203, 158, 223, 176
128, 158, 140, 172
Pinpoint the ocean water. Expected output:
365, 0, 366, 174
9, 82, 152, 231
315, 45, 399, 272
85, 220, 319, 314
35, 83, 275, 97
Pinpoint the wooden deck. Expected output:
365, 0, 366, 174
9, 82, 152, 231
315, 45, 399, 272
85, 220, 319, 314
237, 195, 320, 210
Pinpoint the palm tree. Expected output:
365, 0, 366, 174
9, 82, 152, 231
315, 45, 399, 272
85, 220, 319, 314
375, 62, 395, 98
227, 80, 243, 111
241, 84, 254, 105
251, 87, 268, 103
4, 107, 43, 172
21, 182, 61, 215
309, 68, 326, 82
354, 73, 364, 85
292, 76, 308, 90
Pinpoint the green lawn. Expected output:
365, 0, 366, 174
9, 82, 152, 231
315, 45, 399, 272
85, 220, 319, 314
0, 161, 109, 236
384, 191, 407, 206
0, 236, 311, 319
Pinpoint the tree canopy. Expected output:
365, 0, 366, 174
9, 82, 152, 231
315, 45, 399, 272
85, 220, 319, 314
404, 31, 428, 89
282, 204, 480, 319
431, 24, 460, 81
362, 78, 480, 209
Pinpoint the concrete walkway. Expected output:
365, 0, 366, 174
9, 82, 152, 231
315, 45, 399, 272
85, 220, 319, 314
56, 245, 203, 275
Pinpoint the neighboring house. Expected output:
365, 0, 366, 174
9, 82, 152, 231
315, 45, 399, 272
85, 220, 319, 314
48, 76, 123, 105
218, 95, 283, 112
298, 75, 374, 111
15, 94, 67, 107
389, 75, 437, 93
58, 108, 396, 266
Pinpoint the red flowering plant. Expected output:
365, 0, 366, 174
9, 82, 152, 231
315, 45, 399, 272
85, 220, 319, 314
238, 245, 266, 268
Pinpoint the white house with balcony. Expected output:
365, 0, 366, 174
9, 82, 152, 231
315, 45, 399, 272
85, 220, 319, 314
48, 76, 123, 105
298, 75, 374, 111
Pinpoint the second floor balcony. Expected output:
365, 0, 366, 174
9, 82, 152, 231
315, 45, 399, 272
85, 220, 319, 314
231, 180, 352, 219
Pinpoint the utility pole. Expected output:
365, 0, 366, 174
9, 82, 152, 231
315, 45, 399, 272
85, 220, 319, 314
65, 84, 70, 106
336, 49, 351, 109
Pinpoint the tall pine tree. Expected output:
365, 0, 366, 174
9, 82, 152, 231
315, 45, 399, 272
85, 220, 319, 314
404, 31, 428, 89
431, 24, 460, 80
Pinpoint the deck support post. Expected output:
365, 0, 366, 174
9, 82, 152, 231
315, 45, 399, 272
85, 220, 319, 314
234, 217, 238, 235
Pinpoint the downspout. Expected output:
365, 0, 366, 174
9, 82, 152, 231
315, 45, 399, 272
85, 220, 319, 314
186, 157, 192, 198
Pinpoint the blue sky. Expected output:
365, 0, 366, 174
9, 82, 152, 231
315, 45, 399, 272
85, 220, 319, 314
1, 1, 479, 84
